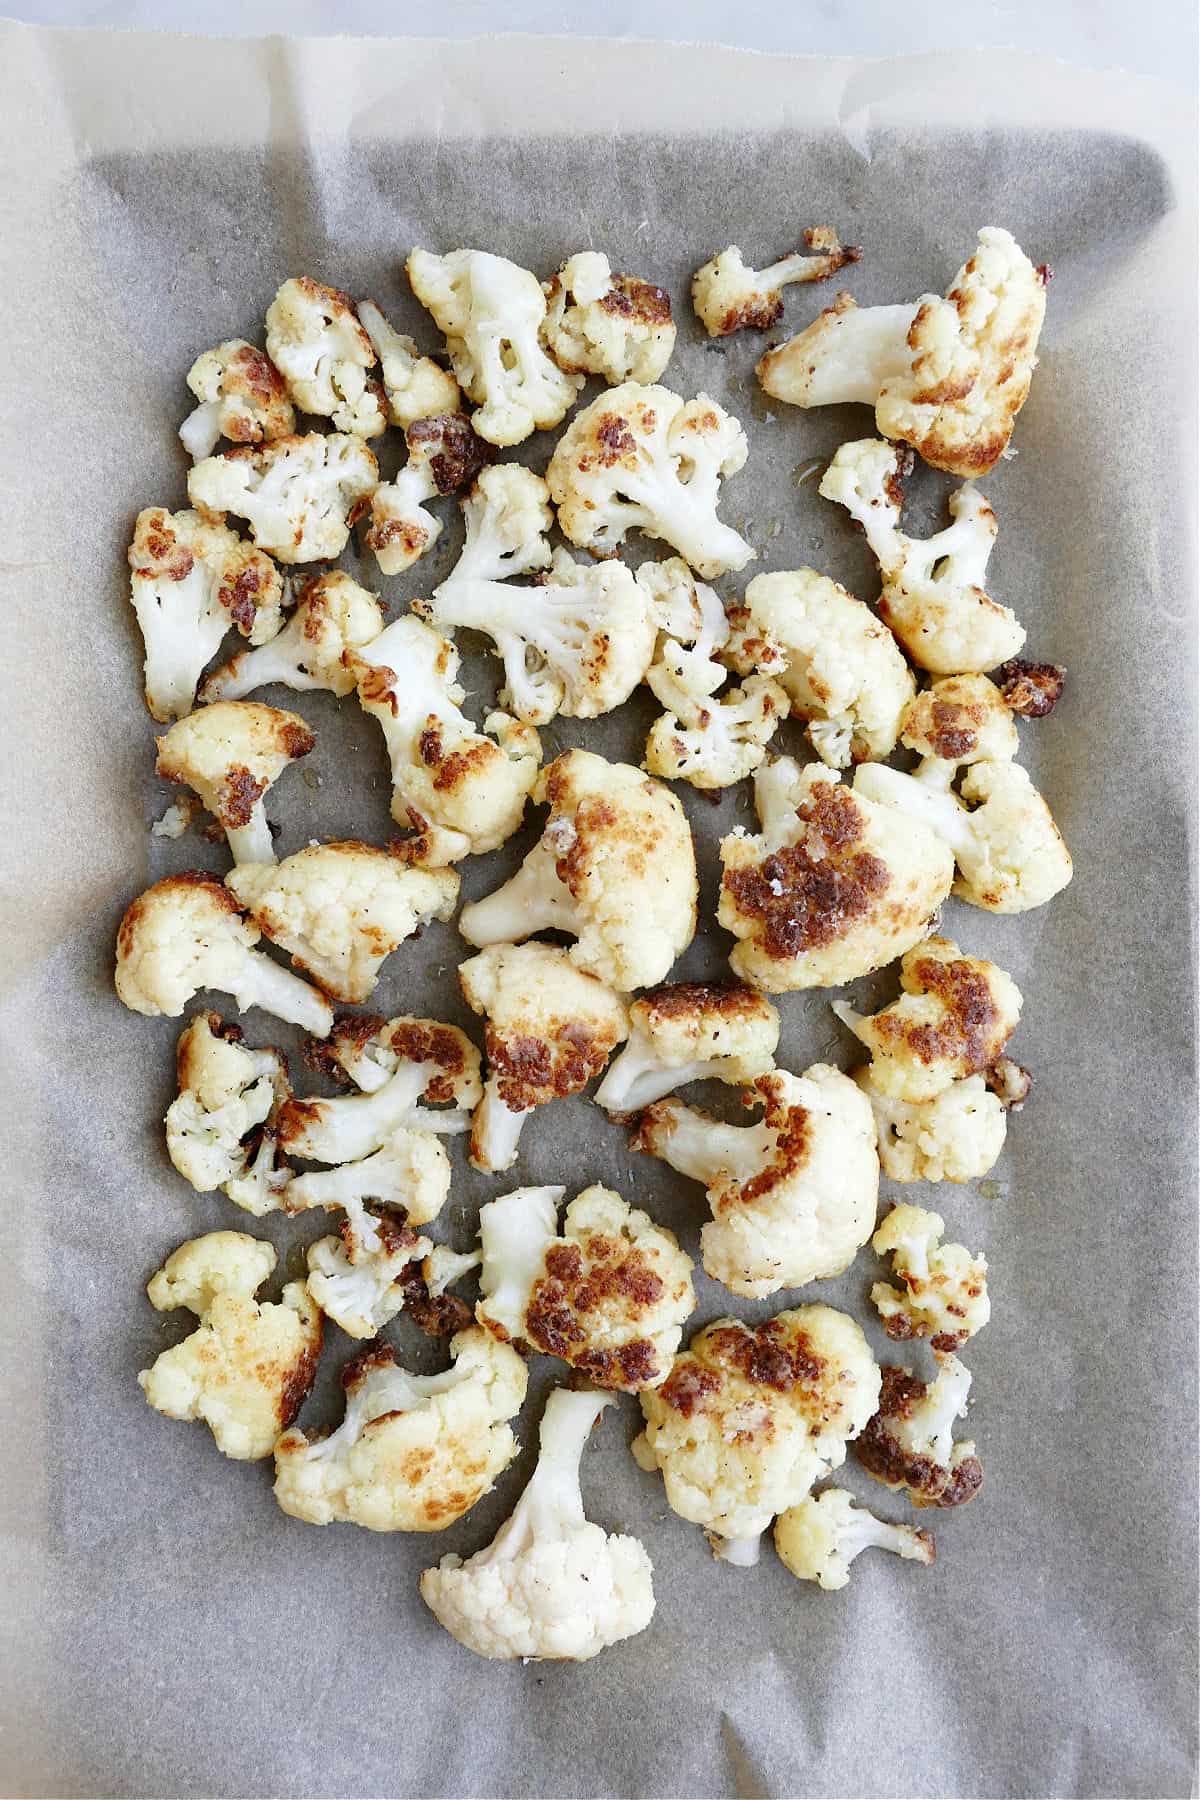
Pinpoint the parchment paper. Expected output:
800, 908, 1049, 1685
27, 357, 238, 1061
0, 24, 1196, 1800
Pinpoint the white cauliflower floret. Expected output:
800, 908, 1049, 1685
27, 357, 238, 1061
595, 981, 779, 1113
854, 758, 1072, 913
114, 874, 333, 1035
424, 1243, 483, 1299
725, 569, 915, 769
547, 382, 755, 578
644, 637, 785, 790
871, 1205, 990, 1351
138, 1231, 321, 1460
474, 1185, 695, 1390
458, 945, 628, 1173
264, 276, 385, 436
759, 228, 1049, 476
188, 432, 378, 565
774, 1488, 934, 1591
900, 672, 1021, 764
349, 615, 541, 862
200, 571, 386, 702
164, 1012, 288, 1193
180, 339, 295, 460
421, 1386, 655, 1661
631, 1066, 878, 1299
692, 230, 860, 337
365, 413, 489, 576
634, 1306, 881, 1563
273, 1331, 527, 1530
459, 749, 698, 993
305, 1213, 432, 1340
636, 556, 732, 663
154, 700, 315, 864
419, 542, 658, 727
857, 1070, 1008, 1183
284, 1127, 451, 1240
541, 251, 676, 383
407, 248, 582, 446
128, 507, 285, 723
833, 935, 1022, 1102
225, 842, 459, 1003
357, 298, 462, 428
718, 758, 954, 991
278, 1015, 482, 1166
819, 438, 1025, 674
855, 1356, 984, 1508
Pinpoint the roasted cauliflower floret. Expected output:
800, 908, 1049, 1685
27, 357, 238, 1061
540, 251, 676, 384
421, 1386, 655, 1661
474, 1185, 695, 1391
833, 936, 1022, 1103
155, 700, 315, 864
365, 412, 489, 576
349, 615, 541, 863
758, 228, 1047, 476
264, 276, 385, 436
357, 298, 462, 428
200, 571, 385, 702
854, 758, 1072, 914
724, 569, 915, 769
179, 339, 295, 460
188, 432, 377, 565
857, 1070, 1009, 1183
595, 981, 779, 1113
900, 672, 1020, 765
284, 1128, 451, 1245
407, 247, 582, 446
692, 230, 860, 337
637, 555, 732, 663
459, 749, 698, 992
631, 1066, 878, 1299
273, 1331, 527, 1531
225, 842, 459, 1004
718, 758, 954, 991
305, 1212, 432, 1340
855, 1356, 983, 1508
547, 382, 754, 579
871, 1204, 990, 1351
644, 640, 785, 790
774, 1488, 934, 1591
995, 657, 1066, 719
819, 438, 1025, 674
164, 1012, 288, 1193
128, 507, 285, 723
138, 1231, 321, 1460
114, 873, 333, 1035
459, 944, 628, 1172
633, 1306, 881, 1563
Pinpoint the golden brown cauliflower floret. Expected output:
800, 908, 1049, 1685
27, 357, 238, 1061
114, 873, 333, 1035
200, 571, 386, 703
138, 1231, 322, 1461
365, 412, 490, 577
691, 230, 860, 337
187, 432, 378, 565
995, 657, 1066, 719
871, 1204, 990, 1352
180, 339, 296, 460
304, 1211, 433, 1341
594, 981, 779, 1113
725, 568, 916, 769
128, 507, 285, 724
833, 936, 1022, 1103
634, 1305, 881, 1563
717, 758, 954, 992
273, 1331, 528, 1532
264, 276, 385, 436
541, 252, 677, 384
631, 1066, 878, 1299
546, 382, 754, 579
459, 944, 628, 1172
900, 672, 1020, 765
155, 700, 315, 865
459, 749, 699, 993
855, 1356, 983, 1508
164, 1012, 289, 1194
225, 842, 459, 1005
475, 1184, 696, 1391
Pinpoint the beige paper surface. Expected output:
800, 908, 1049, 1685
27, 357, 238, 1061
0, 23, 1195, 1799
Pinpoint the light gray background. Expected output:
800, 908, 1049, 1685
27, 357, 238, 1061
2, 0, 1197, 84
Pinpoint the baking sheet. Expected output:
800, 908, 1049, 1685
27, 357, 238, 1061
0, 24, 1196, 1800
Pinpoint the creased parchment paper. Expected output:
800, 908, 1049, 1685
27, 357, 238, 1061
0, 24, 1196, 1800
